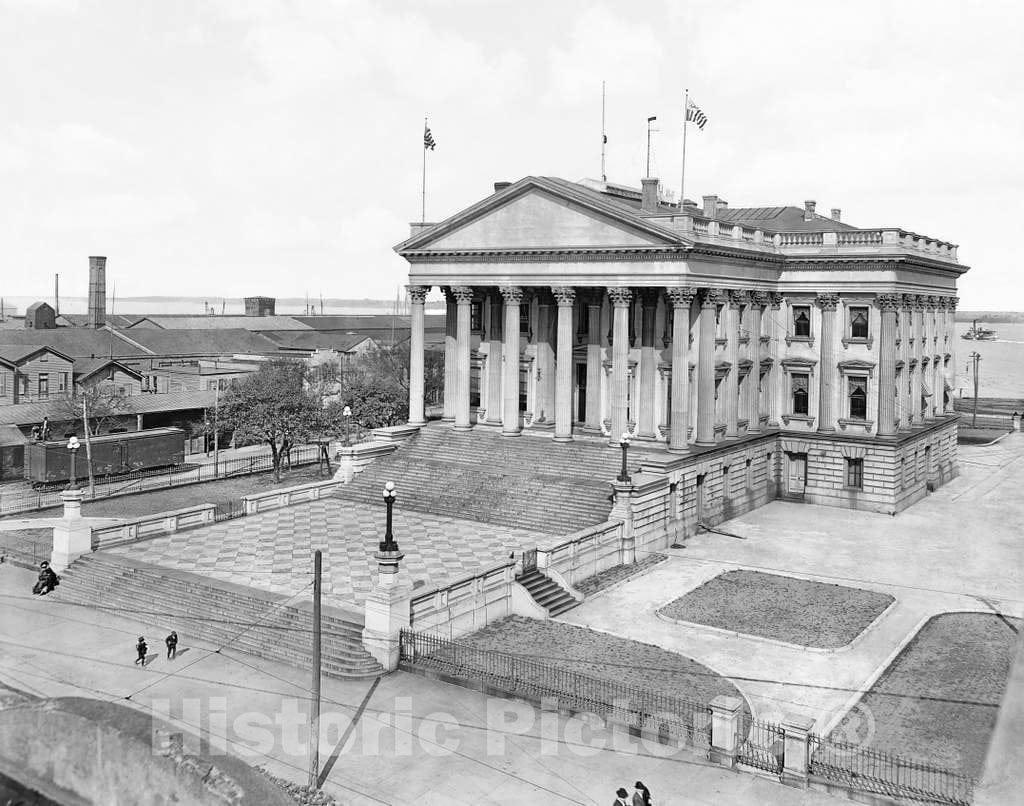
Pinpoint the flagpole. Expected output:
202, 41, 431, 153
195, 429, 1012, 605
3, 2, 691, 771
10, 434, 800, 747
680, 88, 689, 207
601, 80, 607, 182
421, 116, 428, 223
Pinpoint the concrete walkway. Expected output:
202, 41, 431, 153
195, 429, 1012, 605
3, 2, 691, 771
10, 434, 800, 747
0, 565, 844, 805
561, 436, 1024, 734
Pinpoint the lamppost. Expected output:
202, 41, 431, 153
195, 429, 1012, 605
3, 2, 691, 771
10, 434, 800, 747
969, 351, 981, 428
379, 481, 398, 552
67, 435, 80, 490
617, 432, 631, 483
343, 405, 352, 446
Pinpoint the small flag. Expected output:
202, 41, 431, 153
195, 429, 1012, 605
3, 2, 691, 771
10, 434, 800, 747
686, 99, 708, 130
423, 123, 436, 151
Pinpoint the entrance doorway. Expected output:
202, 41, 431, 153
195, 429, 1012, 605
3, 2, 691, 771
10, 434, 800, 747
695, 473, 706, 522
575, 363, 587, 422
786, 453, 807, 497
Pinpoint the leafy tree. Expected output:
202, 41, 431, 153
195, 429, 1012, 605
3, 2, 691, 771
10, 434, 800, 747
337, 378, 408, 430
341, 342, 444, 416
220, 359, 325, 482
52, 388, 132, 493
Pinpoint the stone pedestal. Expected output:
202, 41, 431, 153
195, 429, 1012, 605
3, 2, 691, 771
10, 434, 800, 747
610, 480, 636, 564
361, 550, 412, 672
709, 695, 743, 768
50, 489, 92, 574
781, 714, 814, 788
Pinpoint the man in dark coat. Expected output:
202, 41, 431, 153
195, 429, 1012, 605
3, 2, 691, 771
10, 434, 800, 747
32, 562, 58, 595
135, 637, 148, 666
165, 631, 178, 660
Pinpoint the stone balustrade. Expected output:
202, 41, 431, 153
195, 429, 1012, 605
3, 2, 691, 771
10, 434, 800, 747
91, 503, 218, 549
536, 520, 625, 587
241, 479, 341, 515
409, 559, 517, 637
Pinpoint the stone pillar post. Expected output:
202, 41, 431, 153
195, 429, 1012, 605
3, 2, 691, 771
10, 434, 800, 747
362, 542, 412, 672
748, 292, 767, 433
666, 287, 696, 452
406, 285, 429, 427
724, 291, 744, 438
485, 291, 503, 425
926, 296, 938, 419
900, 295, 913, 429
947, 296, 959, 412
608, 287, 633, 444
50, 489, 92, 573
442, 289, 457, 422
638, 289, 659, 439
911, 295, 924, 426
500, 286, 523, 436
816, 293, 839, 432
876, 294, 901, 437
609, 481, 636, 564
781, 714, 814, 788
552, 287, 576, 442
695, 288, 721, 446
709, 695, 743, 768
768, 292, 783, 427
584, 293, 603, 432
452, 286, 474, 431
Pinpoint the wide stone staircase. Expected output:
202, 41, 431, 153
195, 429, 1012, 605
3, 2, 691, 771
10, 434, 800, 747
54, 553, 383, 679
516, 569, 578, 616
337, 425, 650, 534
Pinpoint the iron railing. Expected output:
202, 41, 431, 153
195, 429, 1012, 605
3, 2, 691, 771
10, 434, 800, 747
399, 629, 712, 750
738, 713, 784, 774
809, 734, 974, 806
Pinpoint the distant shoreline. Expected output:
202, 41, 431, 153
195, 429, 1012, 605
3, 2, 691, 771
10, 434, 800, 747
955, 312, 1024, 323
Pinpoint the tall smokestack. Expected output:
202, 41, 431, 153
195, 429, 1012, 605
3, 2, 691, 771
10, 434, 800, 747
54, 273, 59, 316
88, 256, 106, 328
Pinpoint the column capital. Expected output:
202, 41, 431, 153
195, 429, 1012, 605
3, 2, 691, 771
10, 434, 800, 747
406, 285, 430, 303
451, 285, 475, 304
551, 286, 576, 306
750, 290, 771, 308
922, 294, 939, 310
875, 293, 902, 312
499, 285, 524, 305
949, 295, 959, 310
768, 291, 784, 309
699, 287, 723, 309
607, 287, 633, 307
904, 293, 924, 311
815, 292, 839, 311
727, 289, 749, 308
665, 286, 697, 309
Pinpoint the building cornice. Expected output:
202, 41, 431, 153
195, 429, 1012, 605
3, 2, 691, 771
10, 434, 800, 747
405, 245, 691, 263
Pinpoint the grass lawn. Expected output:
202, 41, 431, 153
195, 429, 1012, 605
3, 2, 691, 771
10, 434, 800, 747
459, 615, 749, 711
838, 612, 1020, 779
658, 570, 894, 649
575, 553, 667, 597
958, 427, 1008, 445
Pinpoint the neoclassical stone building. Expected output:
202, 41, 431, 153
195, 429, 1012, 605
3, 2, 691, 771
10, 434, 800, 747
396, 176, 967, 515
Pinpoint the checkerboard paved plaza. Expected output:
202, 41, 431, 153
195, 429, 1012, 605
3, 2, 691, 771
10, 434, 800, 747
108, 496, 540, 609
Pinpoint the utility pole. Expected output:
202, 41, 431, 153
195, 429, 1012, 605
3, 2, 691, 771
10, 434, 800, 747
308, 549, 322, 789
970, 351, 981, 427
213, 384, 220, 475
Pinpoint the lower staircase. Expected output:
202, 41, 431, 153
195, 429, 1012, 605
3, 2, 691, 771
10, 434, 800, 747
516, 569, 579, 617
55, 553, 383, 679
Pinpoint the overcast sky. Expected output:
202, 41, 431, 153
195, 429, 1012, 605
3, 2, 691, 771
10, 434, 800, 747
2, 0, 1021, 309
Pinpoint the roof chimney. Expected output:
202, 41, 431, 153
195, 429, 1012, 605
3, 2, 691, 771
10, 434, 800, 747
493, 181, 512, 193
702, 195, 719, 217
88, 256, 106, 328
640, 177, 660, 213
831, 208, 841, 222
716, 199, 729, 212
803, 200, 816, 221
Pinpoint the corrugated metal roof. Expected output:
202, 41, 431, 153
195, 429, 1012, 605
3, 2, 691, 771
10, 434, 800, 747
127, 315, 310, 331
0, 390, 218, 426
56, 313, 142, 328
113, 328, 282, 357
0, 329, 148, 359
716, 206, 859, 232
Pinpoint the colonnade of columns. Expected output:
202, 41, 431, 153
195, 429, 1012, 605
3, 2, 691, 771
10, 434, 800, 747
407, 285, 958, 449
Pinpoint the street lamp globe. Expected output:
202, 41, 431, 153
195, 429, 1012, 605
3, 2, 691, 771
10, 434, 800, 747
342, 405, 352, 417
620, 432, 631, 446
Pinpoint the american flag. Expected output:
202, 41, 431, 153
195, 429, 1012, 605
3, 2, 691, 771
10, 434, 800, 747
423, 123, 436, 150
686, 100, 708, 130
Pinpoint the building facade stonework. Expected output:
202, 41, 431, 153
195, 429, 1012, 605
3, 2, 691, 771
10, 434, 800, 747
395, 177, 968, 515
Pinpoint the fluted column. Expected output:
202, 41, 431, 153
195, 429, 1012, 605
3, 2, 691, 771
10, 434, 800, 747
442, 289, 456, 422
725, 291, 745, 438
911, 295, 924, 425
552, 287, 575, 442
816, 293, 839, 432
876, 294, 901, 436
407, 285, 429, 426
452, 286, 474, 431
666, 287, 696, 452
500, 286, 523, 436
584, 293, 603, 431
696, 288, 721, 446
638, 289, 659, 438
485, 291, 503, 425
947, 296, 959, 412
927, 296, 939, 419
899, 295, 913, 430
748, 292, 767, 433
768, 292, 783, 426
533, 293, 554, 424
608, 287, 632, 444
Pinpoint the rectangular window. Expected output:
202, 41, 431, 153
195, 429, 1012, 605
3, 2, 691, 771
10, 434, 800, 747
38, 373, 49, 399
846, 458, 864, 489
0, 373, 5, 396
470, 301, 482, 333
849, 306, 869, 339
848, 377, 868, 420
792, 305, 811, 337
59, 372, 67, 392
519, 305, 530, 335
19, 375, 28, 396
791, 373, 809, 415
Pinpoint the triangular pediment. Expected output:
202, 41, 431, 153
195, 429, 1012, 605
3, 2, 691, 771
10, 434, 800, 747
397, 177, 687, 253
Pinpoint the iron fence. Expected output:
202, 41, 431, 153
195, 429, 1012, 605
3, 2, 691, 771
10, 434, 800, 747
399, 629, 712, 751
809, 734, 974, 806
737, 713, 784, 774
0, 445, 321, 516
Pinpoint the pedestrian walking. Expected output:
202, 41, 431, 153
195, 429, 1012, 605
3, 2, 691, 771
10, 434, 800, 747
633, 781, 653, 806
165, 631, 178, 660
135, 636, 148, 666
613, 788, 630, 806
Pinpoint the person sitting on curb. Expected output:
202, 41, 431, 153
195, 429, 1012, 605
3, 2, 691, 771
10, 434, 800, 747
32, 561, 58, 596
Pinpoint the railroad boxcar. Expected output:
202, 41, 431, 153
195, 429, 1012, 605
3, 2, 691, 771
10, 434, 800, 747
24, 427, 187, 486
